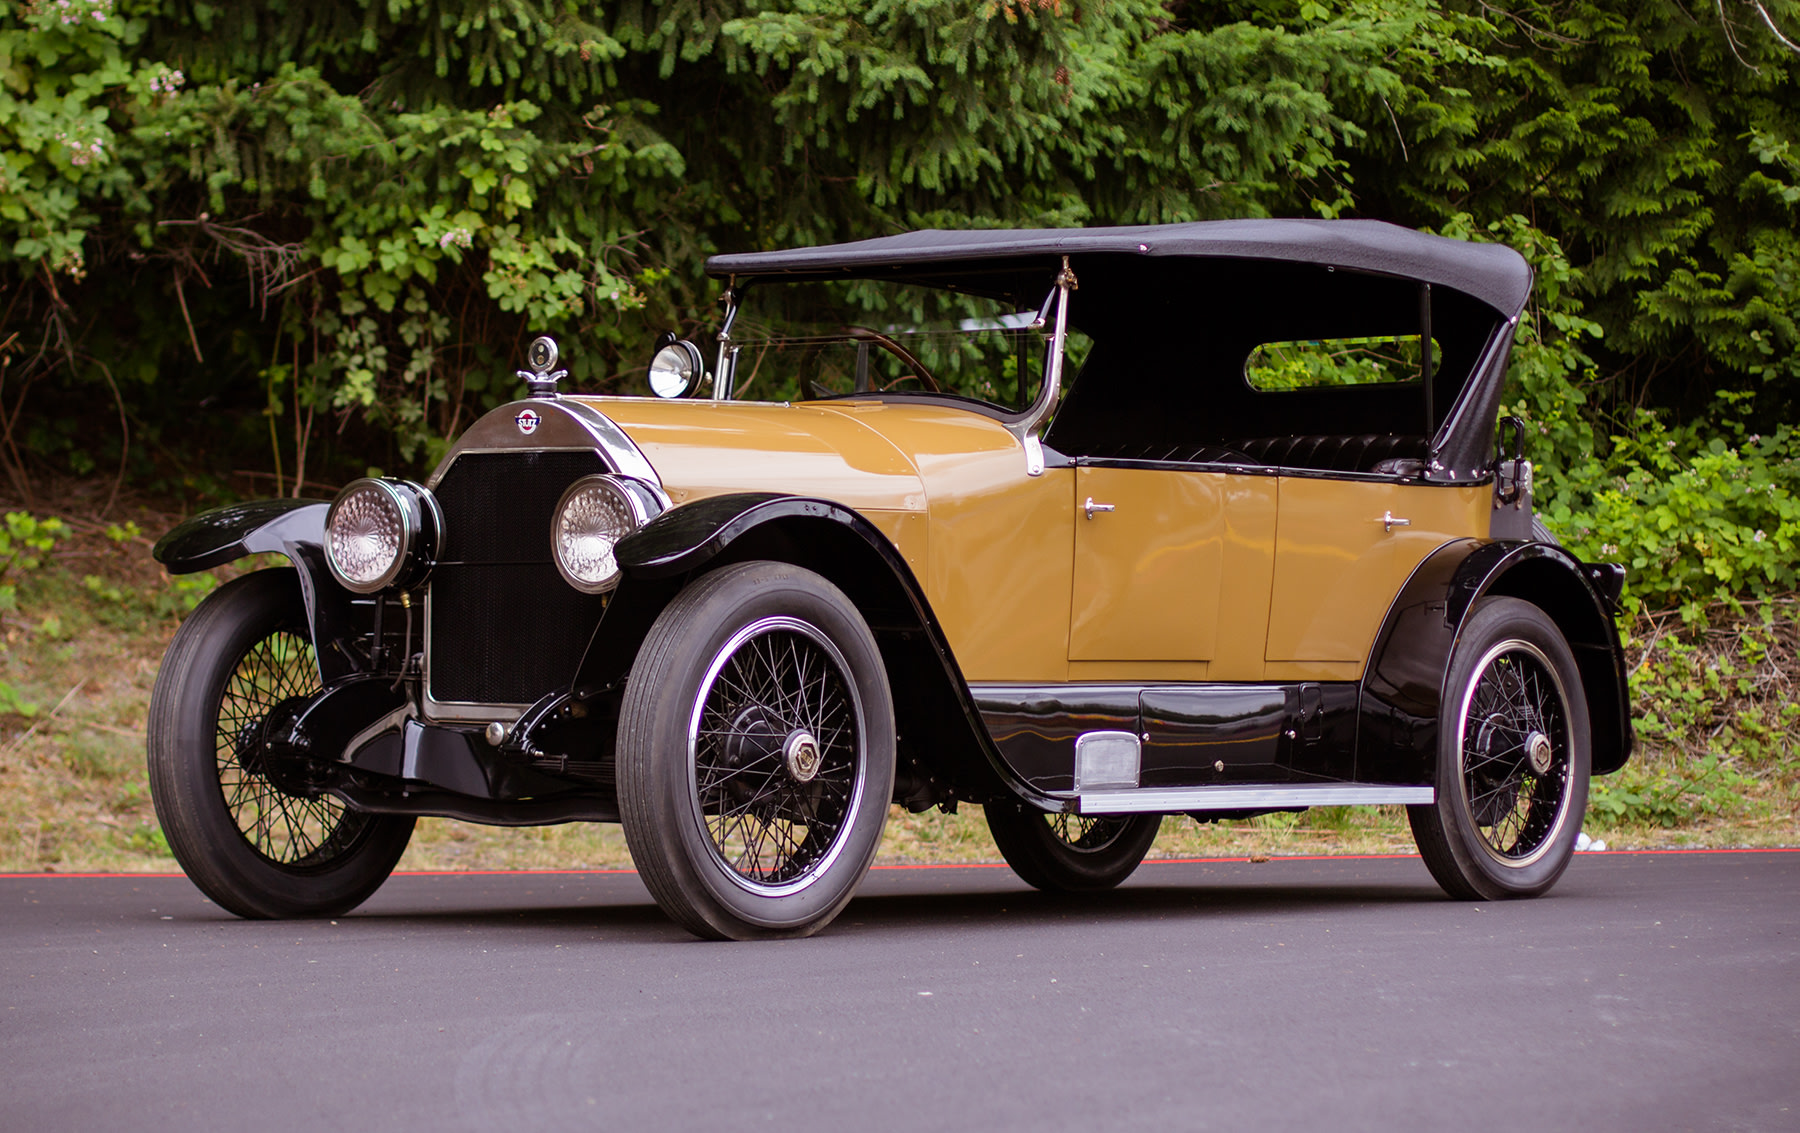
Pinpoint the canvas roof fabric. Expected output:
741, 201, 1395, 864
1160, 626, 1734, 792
705, 219, 1534, 318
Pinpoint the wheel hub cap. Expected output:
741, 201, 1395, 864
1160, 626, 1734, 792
783, 730, 822, 782
1525, 730, 1553, 776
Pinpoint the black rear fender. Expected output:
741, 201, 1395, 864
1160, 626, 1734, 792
1361, 540, 1633, 782
1477, 548, 1633, 774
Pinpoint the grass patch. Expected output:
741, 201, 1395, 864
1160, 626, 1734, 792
1, 483, 1793, 875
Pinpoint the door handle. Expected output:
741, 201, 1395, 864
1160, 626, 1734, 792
1084, 497, 1116, 520
1380, 510, 1411, 534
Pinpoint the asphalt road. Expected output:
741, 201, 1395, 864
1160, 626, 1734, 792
3, 851, 1796, 1133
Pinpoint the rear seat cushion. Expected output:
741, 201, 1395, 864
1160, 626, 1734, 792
1074, 433, 1427, 473
1230, 434, 1427, 472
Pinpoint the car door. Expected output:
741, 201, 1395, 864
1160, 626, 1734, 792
1264, 475, 1490, 675
1068, 463, 1276, 680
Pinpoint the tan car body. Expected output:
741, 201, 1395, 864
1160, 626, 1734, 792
582, 395, 1491, 687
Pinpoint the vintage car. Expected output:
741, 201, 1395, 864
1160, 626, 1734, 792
147, 220, 1632, 940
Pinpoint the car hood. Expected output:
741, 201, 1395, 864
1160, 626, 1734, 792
575, 396, 1024, 514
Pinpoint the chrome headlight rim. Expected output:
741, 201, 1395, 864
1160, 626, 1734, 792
551, 474, 657, 594
648, 340, 707, 399
324, 477, 441, 594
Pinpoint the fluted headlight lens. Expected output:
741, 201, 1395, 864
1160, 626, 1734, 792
648, 341, 705, 399
553, 475, 653, 593
325, 478, 439, 593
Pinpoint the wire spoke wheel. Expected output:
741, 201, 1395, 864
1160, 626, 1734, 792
147, 569, 413, 919
1046, 814, 1135, 853
1408, 596, 1590, 901
214, 628, 368, 867
618, 562, 895, 940
986, 805, 1160, 893
690, 616, 863, 893
1457, 641, 1570, 865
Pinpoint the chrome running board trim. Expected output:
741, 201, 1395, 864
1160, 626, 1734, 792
1078, 784, 1434, 814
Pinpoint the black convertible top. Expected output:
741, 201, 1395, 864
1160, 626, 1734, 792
706, 219, 1533, 318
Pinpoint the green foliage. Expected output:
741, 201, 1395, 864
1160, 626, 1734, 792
1588, 756, 1761, 827
0, 509, 63, 716
0, 511, 64, 611
1575, 411, 1797, 619
0, 0, 1797, 626
1244, 335, 1434, 391
84, 566, 217, 620
0, 0, 1591, 478
0, 681, 36, 717
1596, 597, 1799, 830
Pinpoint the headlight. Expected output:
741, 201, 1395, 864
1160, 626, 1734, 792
552, 475, 656, 593
648, 340, 706, 399
324, 478, 441, 594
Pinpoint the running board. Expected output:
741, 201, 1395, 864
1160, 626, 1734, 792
1078, 783, 1434, 815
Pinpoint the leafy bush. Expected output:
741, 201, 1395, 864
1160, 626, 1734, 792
5, 1, 1799, 502
1589, 756, 1765, 828
1584, 595, 1799, 832
0, 510, 64, 716
0, 511, 63, 608
1525, 397, 1799, 621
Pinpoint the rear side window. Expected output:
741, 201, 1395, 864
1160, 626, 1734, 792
1244, 335, 1440, 391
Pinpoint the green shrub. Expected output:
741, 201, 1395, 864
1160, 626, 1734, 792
0, 511, 65, 717
0, 511, 64, 611
1588, 756, 1764, 828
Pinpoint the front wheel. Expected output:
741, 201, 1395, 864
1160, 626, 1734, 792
1408, 596, 1590, 900
985, 805, 1160, 892
617, 562, 895, 940
147, 569, 414, 918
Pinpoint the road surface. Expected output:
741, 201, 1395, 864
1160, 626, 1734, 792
3, 851, 1795, 1131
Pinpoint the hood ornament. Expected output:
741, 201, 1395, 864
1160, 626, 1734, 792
518, 335, 567, 398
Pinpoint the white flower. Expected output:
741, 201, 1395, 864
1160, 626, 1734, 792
438, 228, 473, 250
1753, 530, 1766, 543
55, 132, 104, 166
49, 0, 111, 24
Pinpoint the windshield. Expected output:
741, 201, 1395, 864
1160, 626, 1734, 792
721, 279, 1089, 411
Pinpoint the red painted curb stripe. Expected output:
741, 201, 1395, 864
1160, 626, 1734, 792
2, 845, 1793, 881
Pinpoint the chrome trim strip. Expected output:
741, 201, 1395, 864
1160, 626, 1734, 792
1007, 257, 1076, 473
1022, 433, 1045, 477
426, 400, 661, 490
1077, 783, 1434, 814
561, 400, 662, 487
714, 286, 742, 402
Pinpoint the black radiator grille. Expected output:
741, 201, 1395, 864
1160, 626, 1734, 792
429, 450, 610, 705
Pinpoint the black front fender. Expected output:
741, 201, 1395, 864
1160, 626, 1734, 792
152, 498, 329, 573
153, 499, 362, 683
589, 492, 1054, 809
1360, 539, 1633, 783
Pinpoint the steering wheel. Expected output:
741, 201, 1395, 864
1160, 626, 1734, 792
839, 325, 942, 393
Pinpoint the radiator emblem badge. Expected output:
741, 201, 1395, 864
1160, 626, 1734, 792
515, 408, 540, 435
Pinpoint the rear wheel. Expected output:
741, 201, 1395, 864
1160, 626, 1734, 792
147, 569, 413, 918
1408, 597, 1589, 900
985, 805, 1160, 892
617, 562, 895, 940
